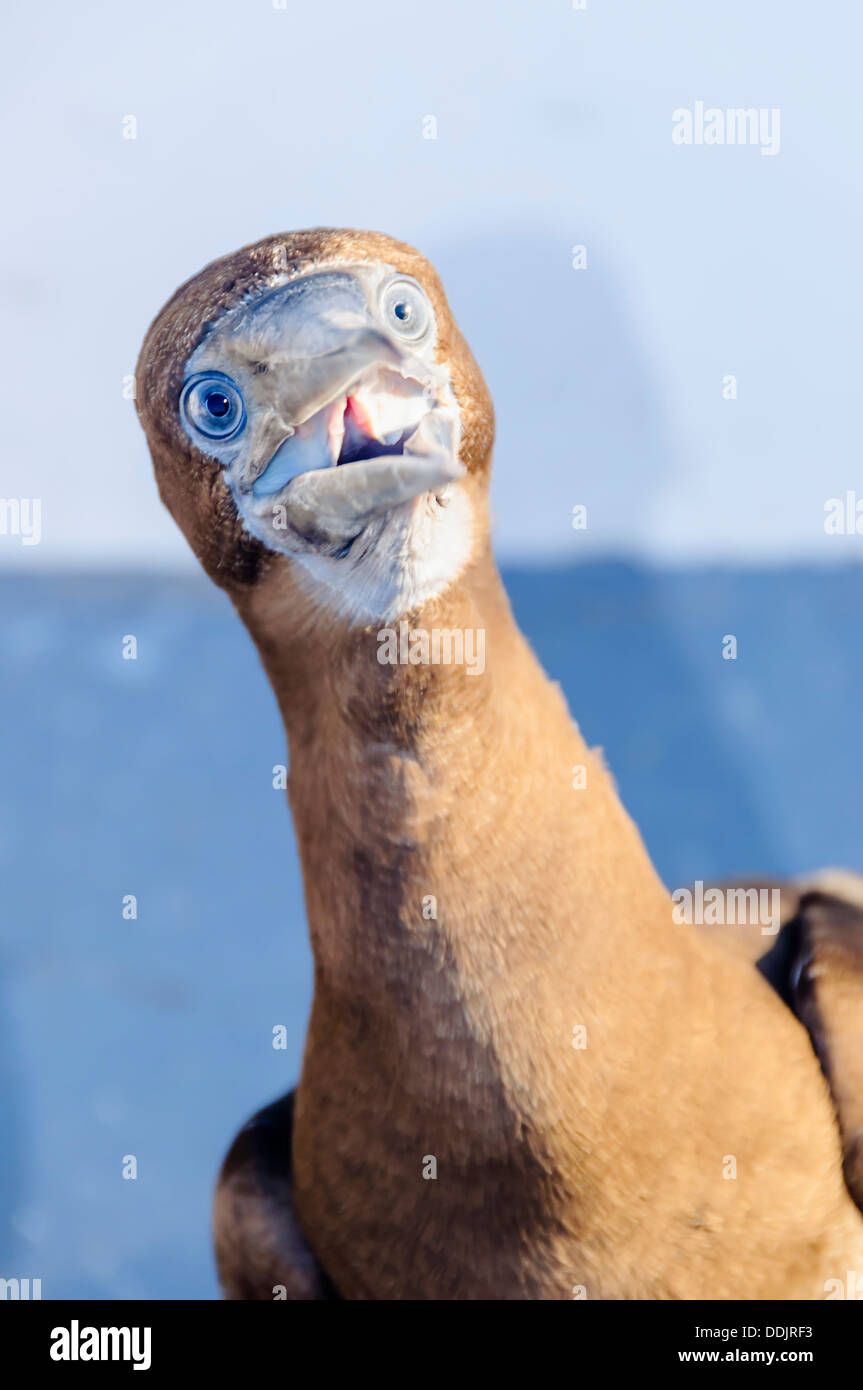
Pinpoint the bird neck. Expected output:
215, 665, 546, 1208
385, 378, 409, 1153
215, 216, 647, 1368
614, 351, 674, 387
235, 539, 670, 1010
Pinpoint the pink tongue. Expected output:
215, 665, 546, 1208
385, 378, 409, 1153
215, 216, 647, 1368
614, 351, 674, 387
338, 396, 381, 463
344, 395, 375, 440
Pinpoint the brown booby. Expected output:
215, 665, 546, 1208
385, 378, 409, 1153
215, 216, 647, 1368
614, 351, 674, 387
136, 229, 863, 1299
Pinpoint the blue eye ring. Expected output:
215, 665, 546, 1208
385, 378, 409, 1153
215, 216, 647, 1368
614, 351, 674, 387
180, 371, 246, 442
380, 277, 432, 342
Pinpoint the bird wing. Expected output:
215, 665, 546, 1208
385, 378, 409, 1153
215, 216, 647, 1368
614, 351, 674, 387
213, 1090, 338, 1300
693, 874, 863, 1215
782, 890, 863, 1213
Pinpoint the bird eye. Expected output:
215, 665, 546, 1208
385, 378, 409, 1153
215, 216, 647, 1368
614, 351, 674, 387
381, 278, 432, 342
181, 373, 246, 441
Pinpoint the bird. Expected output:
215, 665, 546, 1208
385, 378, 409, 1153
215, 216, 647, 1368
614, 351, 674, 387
136, 228, 863, 1299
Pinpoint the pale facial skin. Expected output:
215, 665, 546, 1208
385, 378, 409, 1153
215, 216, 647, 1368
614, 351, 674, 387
178, 262, 474, 622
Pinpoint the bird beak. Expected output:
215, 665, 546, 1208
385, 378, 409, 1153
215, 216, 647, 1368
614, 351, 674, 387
261, 406, 462, 546
187, 272, 464, 556
244, 346, 461, 551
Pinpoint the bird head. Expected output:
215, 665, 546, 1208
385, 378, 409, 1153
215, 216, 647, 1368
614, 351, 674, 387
136, 229, 494, 622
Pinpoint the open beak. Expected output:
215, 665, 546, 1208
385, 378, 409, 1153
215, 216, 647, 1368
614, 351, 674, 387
232, 327, 462, 553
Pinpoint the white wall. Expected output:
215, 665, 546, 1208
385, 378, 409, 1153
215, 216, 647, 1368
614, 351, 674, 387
1, 0, 860, 568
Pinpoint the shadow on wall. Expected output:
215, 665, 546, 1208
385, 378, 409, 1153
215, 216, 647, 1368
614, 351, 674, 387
435, 229, 681, 559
